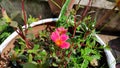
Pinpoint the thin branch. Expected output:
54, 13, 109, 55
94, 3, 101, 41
77, 0, 81, 5
72, 16, 77, 38
76, 0, 92, 27
51, 0, 61, 9
21, 0, 27, 34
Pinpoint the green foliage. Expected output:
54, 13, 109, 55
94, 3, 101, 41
9, 8, 107, 68
0, 32, 10, 43
23, 62, 38, 68
0, 14, 39, 44
8, 12, 107, 68
59, 0, 71, 19
58, 8, 107, 67
27, 15, 39, 24
0, 18, 14, 44
5, 0, 107, 68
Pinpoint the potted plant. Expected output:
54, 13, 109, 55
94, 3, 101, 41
0, 0, 116, 68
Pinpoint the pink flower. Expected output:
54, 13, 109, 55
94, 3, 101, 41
51, 27, 70, 49
56, 27, 67, 35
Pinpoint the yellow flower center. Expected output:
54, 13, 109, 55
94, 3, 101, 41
55, 39, 63, 46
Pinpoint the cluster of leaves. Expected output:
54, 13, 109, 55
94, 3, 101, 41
27, 15, 39, 25
0, 18, 14, 44
9, 30, 49, 67
8, 15, 108, 68
58, 15, 107, 67
0, 14, 38, 44
9, 28, 66, 68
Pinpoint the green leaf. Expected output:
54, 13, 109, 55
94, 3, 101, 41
23, 62, 38, 68
81, 59, 89, 68
0, 23, 8, 32
28, 50, 35, 53
52, 62, 58, 67
28, 54, 33, 62
27, 15, 38, 24
42, 61, 49, 68
19, 50, 25, 55
33, 45, 40, 50
14, 45, 20, 52
84, 48, 92, 56
0, 32, 10, 43
72, 48, 76, 54
92, 54, 101, 60
91, 40, 96, 47
34, 56, 41, 61
59, 0, 71, 19
40, 50, 47, 56
81, 49, 85, 56
84, 56, 93, 61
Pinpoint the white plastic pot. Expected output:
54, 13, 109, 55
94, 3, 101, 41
0, 18, 116, 68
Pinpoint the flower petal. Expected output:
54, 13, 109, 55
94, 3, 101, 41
60, 34, 69, 41
56, 27, 67, 34
51, 31, 59, 42
60, 42, 70, 49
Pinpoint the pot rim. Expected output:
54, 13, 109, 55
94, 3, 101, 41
0, 18, 116, 68
95, 34, 116, 68
0, 18, 58, 53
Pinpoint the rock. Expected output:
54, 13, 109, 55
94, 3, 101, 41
90, 58, 98, 67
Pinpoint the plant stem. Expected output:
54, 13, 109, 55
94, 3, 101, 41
72, 16, 77, 38
51, 0, 62, 9
21, 0, 27, 34
78, 0, 81, 4
81, 0, 91, 19
76, 0, 92, 27
15, 29, 31, 48
21, 0, 32, 48
15, 29, 24, 39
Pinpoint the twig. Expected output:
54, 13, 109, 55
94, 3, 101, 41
21, 0, 27, 34
76, 0, 92, 27
72, 16, 77, 38
51, 0, 61, 9
21, 0, 32, 49
77, 0, 81, 6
